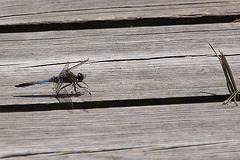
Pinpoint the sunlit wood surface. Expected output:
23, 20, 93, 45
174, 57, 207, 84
1, 0, 240, 159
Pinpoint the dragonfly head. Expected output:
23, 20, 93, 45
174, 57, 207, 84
77, 73, 85, 82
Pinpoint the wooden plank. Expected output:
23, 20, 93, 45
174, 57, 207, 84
0, 0, 239, 25
1, 23, 240, 106
1, 102, 240, 159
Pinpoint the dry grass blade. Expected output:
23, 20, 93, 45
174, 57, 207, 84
209, 43, 239, 105
223, 88, 240, 105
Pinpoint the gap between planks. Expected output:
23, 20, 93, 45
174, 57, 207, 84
0, 94, 231, 113
0, 14, 239, 33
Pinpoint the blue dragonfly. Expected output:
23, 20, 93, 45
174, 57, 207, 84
15, 59, 91, 112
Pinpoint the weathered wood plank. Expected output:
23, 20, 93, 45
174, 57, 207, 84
0, 0, 239, 25
1, 23, 240, 106
1, 102, 240, 159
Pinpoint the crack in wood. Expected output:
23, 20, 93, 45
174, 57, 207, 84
1, 53, 240, 68
147, 141, 231, 152
57, 146, 149, 156
0, 151, 60, 159
0, 1, 228, 19
0, 146, 149, 159
19, 53, 240, 68
0, 142, 232, 158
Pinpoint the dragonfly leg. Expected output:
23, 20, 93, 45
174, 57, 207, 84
54, 81, 62, 92
75, 82, 92, 95
56, 83, 72, 95
72, 83, 82, 95
70, 83, 86, 95
76, 82, 87, 89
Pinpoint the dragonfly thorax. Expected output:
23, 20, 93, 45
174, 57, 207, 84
78, 73, 85, 82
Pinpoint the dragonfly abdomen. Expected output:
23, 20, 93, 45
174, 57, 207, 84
15, 82, 33, 87
15, 76, 57, 87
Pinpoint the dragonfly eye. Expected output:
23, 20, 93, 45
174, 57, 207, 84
77, 73, 85, 81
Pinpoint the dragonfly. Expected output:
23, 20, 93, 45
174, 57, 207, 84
15, 59, 91, 112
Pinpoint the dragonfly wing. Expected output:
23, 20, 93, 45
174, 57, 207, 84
77, 88, 92, 102
59, 62, 69, 77
67, 58, 89, 71
54, 59, 90, 113
54, 75, 64, 93
72, 82, 92, 102
55, 87, 74, 114
54, 63, 74, 113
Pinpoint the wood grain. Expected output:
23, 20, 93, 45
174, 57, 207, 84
1, 22, 240, 106
1, 102, 240, 159
1, 1, 240, 159
0, 0, 239, 25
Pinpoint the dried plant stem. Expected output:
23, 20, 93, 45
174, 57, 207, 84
209, 43, 239, 104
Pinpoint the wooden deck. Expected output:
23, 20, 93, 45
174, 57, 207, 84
1, 0, 240, 159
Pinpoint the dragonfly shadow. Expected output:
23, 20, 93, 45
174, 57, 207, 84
14, 94, 56, 98
10, 93, 87, 113
14, 93, 83, 98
